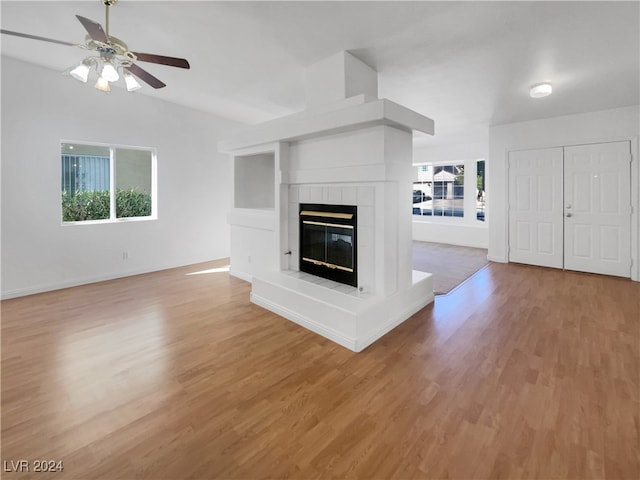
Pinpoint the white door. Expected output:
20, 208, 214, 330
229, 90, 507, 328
564, 142, 632, 277
508, 148, 564, 268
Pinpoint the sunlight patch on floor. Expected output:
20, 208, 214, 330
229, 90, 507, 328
187, 265, 230, 275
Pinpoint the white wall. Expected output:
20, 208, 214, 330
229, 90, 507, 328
488, 105, 640, 280
1, 57, 243, 298
412, 136, 490, 248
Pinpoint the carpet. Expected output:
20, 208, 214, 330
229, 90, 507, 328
412, 241, 489, 295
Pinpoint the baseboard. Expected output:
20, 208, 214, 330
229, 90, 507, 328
1, 258, 230, 300
229, 269, 253, 283
414, 237, 489, 249
1, 268, 157, 300
250, 292, 357, 351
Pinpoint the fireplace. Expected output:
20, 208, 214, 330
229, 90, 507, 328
221, 51, 435, 351
299, 203, 357, 287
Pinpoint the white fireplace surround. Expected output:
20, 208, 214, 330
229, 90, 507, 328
218, 52, 435, 351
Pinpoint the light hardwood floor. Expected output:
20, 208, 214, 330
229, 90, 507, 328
2, 260, 638, 479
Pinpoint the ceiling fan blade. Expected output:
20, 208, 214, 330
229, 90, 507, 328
75, 15, 109, 44
1, 29, 76, 47
132, 52, 190, 69
124, 63, 166, 89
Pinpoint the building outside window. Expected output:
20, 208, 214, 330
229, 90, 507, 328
61, 142, 156, 223
413, 164, 465, 217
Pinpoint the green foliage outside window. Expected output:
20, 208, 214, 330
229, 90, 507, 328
62, 189, 151, 222
62, 190, 109, 221
116, 189, 152, 218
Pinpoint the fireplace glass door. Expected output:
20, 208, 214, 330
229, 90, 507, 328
299, 204, 357, 287
302, 222, 354, 272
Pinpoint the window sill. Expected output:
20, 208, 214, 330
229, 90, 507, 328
61, 216, 157, 226
412, 216, 487, 227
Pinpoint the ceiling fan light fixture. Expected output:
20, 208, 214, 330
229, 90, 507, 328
530, 82, 553, 98
2, 0, 190, 93
124, 72, 142, 92
94, 76, 111, 92
69, 61, 91, 83
100, 61, 119, 82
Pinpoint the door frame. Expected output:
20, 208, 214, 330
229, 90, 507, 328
504, 136, 638, 281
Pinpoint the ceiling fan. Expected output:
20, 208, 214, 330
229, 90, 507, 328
0, 0, 190, 92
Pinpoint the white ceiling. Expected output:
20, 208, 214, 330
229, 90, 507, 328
2, 1, 639, 148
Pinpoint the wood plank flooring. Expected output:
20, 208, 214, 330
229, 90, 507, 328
2, 260, 638, 479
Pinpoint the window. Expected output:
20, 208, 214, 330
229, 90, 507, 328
61, 142, 156, 223
413, 164, 465, 217
412, 159, 487, 222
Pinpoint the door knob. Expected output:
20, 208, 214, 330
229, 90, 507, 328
565, 213, 572, 218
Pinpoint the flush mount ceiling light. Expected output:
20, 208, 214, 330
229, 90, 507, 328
0, 0, 190, 93
530, 82, 553, 98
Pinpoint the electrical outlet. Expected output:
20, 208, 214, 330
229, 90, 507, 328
123, 251, 129, 260
247, 255, 251, 264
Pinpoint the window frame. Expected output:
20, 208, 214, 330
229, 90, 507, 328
60, 140, 158, 225
476, 159, 486, 222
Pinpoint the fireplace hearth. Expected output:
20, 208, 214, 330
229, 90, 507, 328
299, 203, 357, 287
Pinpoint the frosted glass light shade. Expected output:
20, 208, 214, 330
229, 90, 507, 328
530, 83, 553, 98
94, 76, 111, 92
70, 63, 90, 83
124, 72, 142, 91
101, 62, 120, 82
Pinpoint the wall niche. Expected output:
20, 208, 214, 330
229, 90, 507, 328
234, 152, 275, 209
